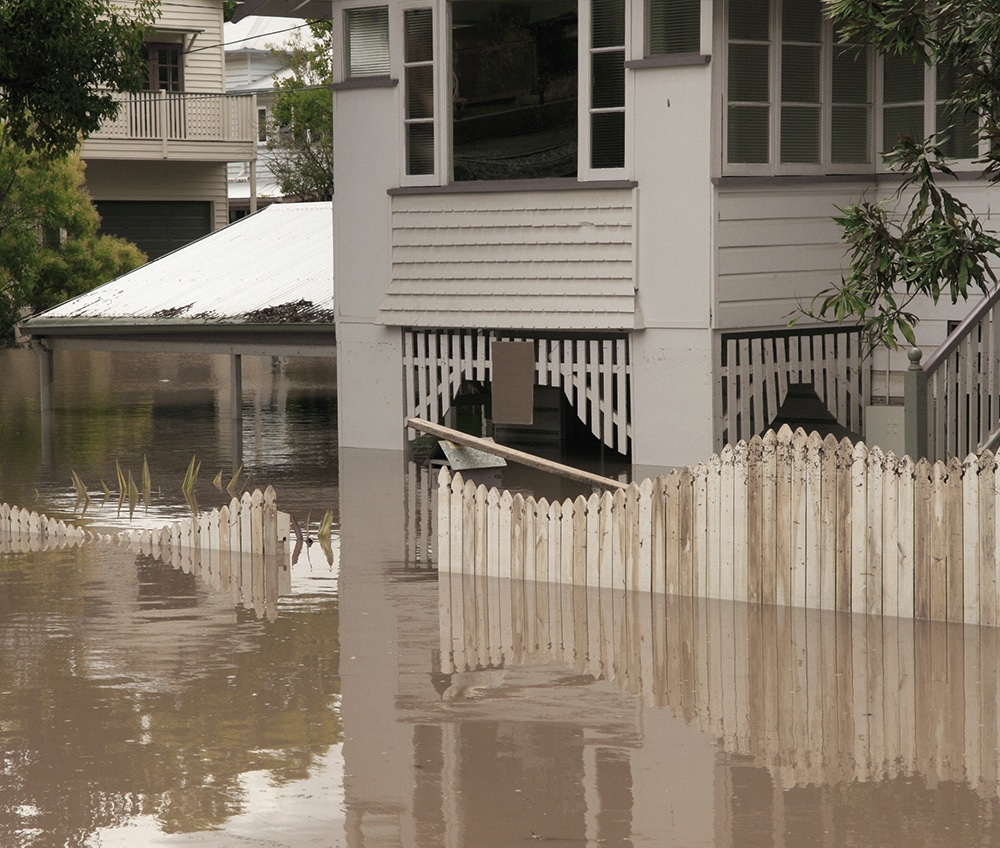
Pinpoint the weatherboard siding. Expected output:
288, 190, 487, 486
714, 181, 868, 331
379, 187, 636, 330
157, 0, 226, 94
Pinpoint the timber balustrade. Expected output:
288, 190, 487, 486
438, 424, 1000, 625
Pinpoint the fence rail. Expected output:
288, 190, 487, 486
437, 425, 1000, 625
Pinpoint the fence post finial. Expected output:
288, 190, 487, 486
904, 347, 928, 462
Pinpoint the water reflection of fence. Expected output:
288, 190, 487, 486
438, 425, 1000, 625
2, 489, 291, 619
441, 571, 1000, 794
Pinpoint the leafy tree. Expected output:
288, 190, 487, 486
0, 148, 146, 346
224, 0, 237, 22
267, 21, 333, 202
0, 0, 158, 157
804, 1, 1000, 351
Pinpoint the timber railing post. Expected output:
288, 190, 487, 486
904, 347, 928, 461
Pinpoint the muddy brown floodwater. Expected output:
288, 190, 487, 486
1, 348, 1000, 847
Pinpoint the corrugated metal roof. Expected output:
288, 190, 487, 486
25, 202, 333, 329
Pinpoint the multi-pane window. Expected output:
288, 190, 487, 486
726, 0, 871, 171
646, 0, 700, 56
146, 43, 183, 92
590, 0, 626, 170
881, 56, 979, 160
346, 6, 390, 78
404, 8, 435, 176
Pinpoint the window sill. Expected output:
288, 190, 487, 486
625, 53, 710, 70
388, 178, 637, 196
330, 76, 397, 91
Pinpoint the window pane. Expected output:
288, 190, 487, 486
593, 0, 625, 50
729, 0, 769, 42
407, 123, 435, 175
406, 65, 434, 119
937, 103, 979, 159
729, 43, 769, 102
728, 105, 769, 162
592, 51, 625, 109
883, 104, 923, 148
832, 105, 871, 163
832, 46, 868, 103
883, 53, 923, 103
592, 111, 625, 169
452, 1, 577, 181
347, 6, 390, 77
782, 44, 820, 103
781, 105, 819, 162
647, 0, 700, 55
405, 8, 433, 63
782, 0, 821, 43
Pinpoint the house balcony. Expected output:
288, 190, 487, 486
80, 91, 257, 163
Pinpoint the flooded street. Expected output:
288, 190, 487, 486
2, 348, 1000, 847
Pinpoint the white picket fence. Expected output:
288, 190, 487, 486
440, 574, 1000, 797
0, 487, 289, 563
437, 425, 1000, 625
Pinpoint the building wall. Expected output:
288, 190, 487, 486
156, 0, 226, 93
84, 160, 230, 234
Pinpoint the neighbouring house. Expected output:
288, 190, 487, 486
225, 15, 317, 220
81, 0, 258, 260
233, 0, 999, 471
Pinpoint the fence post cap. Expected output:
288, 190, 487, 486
907, 347, 923, 368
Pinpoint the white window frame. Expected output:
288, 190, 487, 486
874, 56, 983, 172
579, 0, 633, 180
722, 0, 875, 177
395, 0, 444, 186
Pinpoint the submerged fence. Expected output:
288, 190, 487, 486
1, 487, 289, 562
437, 425, 1000, 625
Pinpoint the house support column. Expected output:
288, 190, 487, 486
33, 341, 55, 465
230, 354, 243, 472
629, 328, 715, 475
336, 322, 406, 451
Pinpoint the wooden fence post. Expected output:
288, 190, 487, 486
904, 347, 928, 461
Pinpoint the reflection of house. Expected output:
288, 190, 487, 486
236, 0, 998, 470
225, 15, 315, 220
81, 0, 258, 260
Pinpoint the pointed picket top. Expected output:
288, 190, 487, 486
720, 443, 735, 466
500, 489, 513, 510
852, 440, 869, 463
438, 466, 452, 490
947, 455, 964, 479
868, 444, 885, 466
762, 429, 778, 452
776, 424, 795, 444
962, 452, 981, 478
914, 456, 932, 482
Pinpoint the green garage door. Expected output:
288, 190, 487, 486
95, 200, 212, 261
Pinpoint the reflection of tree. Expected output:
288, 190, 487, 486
0, 549, 341, 844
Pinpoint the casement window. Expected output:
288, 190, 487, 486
882, 54, 979, 161
257, 107, 267, 143
588, 0, 627, 172
646, 0, 700, 56
345, 6, 390, 78
146, 43, 183, 92
725, 0, 872, 173
404, 7, 436, 176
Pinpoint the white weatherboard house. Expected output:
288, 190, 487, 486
235, 0, 997, 472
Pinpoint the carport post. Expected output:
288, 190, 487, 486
231, 354, 243, 472
33, 341, 55, 465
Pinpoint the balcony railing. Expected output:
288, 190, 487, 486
87, 91, 257, 144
